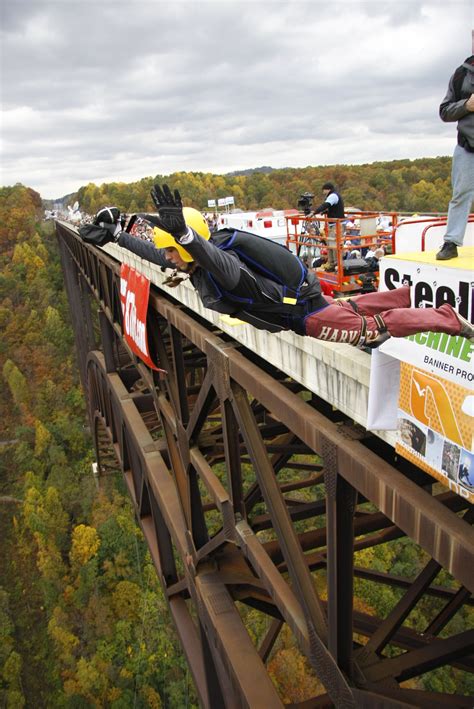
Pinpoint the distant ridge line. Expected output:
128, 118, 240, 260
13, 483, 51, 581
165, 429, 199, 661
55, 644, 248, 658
225, 166, 276, 176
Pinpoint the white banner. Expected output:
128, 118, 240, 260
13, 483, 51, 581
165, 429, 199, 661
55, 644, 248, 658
368, 253, 474, 500
366, 349, 400, 430
378, 258, 473, 387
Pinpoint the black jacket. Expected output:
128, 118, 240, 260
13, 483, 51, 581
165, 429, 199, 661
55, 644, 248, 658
313, 190, 345, 221
117, 230, 327, 334
439, 55, 474, 151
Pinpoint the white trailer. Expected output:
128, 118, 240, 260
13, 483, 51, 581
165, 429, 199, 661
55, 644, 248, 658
216, 209, 302, 247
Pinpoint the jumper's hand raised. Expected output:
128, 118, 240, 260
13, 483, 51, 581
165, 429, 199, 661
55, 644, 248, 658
150, 184, 187, 238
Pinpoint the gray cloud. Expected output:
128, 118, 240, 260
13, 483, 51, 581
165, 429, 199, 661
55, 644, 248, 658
0, 0, 471, 199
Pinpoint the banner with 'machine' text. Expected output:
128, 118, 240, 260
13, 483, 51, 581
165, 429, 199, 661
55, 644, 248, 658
379, 258, 473, 387
376, 255, 473, 501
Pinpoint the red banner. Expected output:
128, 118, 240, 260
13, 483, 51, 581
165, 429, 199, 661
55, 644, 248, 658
120, 264, 163, 371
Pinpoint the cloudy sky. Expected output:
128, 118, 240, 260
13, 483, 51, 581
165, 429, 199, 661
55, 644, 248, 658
1, 0, 472, 200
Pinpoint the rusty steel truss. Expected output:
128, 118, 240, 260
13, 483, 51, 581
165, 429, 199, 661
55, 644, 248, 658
56, 221, 474, 708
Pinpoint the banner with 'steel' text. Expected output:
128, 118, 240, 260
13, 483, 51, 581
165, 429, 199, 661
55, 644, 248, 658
120, 264, 163, 371
378, 258, 473, 387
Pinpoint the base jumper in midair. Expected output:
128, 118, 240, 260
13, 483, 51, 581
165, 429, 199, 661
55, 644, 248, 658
90, 185, 474, 349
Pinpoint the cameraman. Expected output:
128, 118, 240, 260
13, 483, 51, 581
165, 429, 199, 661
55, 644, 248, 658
309, 182, 345, 269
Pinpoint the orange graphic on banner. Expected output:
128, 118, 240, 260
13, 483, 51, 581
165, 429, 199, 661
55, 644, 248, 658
410, 369, 463, 446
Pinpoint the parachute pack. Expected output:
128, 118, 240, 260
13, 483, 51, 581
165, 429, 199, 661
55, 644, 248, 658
211, 228, 307, 302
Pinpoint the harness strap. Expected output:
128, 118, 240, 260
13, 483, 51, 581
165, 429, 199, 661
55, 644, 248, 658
356, 316, 368, 347
336, 299, 389, 348
373, 313, 387, 333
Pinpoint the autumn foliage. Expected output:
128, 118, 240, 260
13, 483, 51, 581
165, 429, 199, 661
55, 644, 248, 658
0, 186, 194, 707
72, 157, 453, 216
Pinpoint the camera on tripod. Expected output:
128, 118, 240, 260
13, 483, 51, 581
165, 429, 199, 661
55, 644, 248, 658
297, 192, 314, 215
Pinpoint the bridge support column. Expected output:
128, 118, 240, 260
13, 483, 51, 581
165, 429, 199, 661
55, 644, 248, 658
57, 237, 96, 393
99, 310, 117, 373
325, 443, 357, 680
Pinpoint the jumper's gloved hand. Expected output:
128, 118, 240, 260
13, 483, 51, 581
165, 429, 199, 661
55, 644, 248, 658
79, 206, 121, 246
150, 184, 187, 239
99, 223, 121, 240
94, 206, 121, 239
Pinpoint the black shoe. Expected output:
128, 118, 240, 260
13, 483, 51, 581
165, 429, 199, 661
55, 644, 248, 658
436, 242, 458, 260
455, 312, 474, 342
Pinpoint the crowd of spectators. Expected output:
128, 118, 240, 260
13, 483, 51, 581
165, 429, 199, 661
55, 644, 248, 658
203, 213, 220, 232
125, 215, 154, 241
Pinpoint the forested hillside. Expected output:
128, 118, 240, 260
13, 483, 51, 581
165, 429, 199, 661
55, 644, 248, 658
1, 169, 472, 706
0, 186, 195, 707
71, 157, 453, 216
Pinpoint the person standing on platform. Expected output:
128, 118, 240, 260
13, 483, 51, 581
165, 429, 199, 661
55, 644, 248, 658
310, 182, 345, 269
437, 54, 474, 260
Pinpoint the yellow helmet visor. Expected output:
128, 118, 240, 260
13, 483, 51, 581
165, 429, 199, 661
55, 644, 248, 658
153, 207, 210, 263
153, 227, 194, 262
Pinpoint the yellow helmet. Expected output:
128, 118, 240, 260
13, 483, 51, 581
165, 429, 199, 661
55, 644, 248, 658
153, 207, 210, 262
